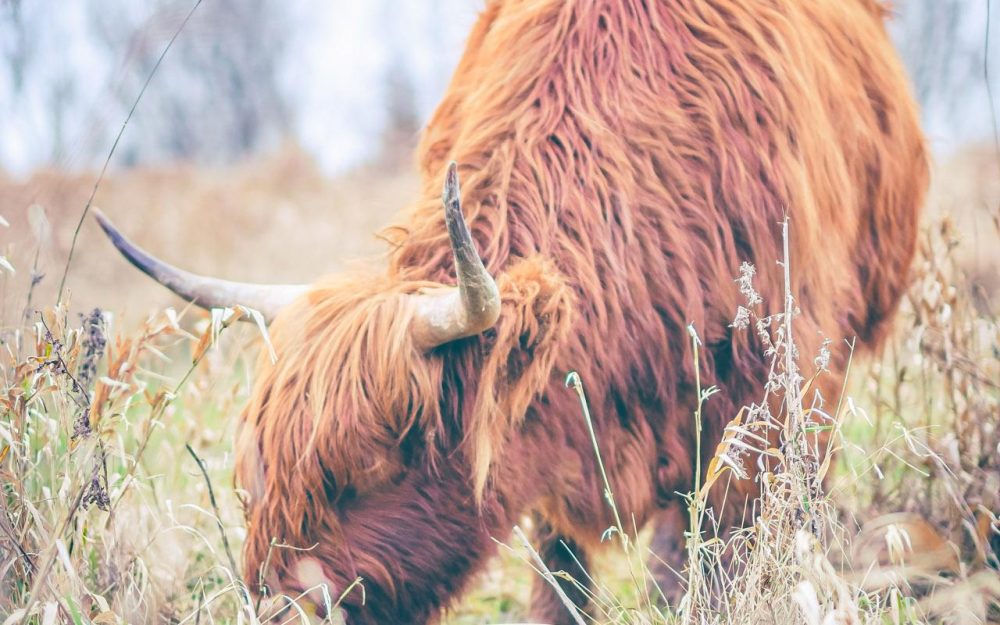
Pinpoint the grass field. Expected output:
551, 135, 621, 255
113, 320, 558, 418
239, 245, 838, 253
0, 145, 998, 624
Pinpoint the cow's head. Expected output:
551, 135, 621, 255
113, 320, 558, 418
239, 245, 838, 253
95, 162, 575, 623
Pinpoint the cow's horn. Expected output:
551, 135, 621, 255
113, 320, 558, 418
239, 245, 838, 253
411, 161, 501, 349
92, 207, 308, 324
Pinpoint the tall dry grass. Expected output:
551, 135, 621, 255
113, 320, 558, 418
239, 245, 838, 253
513, 212, 999, 625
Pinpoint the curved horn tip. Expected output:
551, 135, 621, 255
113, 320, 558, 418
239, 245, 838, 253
409, 160, 501, 349
91, 207, 133, 254
91, 206, 113, 234
443, 161, 460, 204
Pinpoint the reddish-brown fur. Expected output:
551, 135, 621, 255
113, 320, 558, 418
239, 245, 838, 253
235, 1, 927, 623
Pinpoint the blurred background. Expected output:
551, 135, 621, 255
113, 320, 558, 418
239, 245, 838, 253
0, 0, 998, 322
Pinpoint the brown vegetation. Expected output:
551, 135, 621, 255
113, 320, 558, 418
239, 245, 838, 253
0, 143, 415, 321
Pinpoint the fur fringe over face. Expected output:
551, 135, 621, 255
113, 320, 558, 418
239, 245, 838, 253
236, 257, 576, 599
235, 1, 927, 622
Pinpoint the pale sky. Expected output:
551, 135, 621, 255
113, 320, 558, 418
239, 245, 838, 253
0, 0, 997, 177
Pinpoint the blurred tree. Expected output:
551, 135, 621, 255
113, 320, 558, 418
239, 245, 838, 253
1, 0, 26, 93
0, 0, 291, 172
374, 0, 421, 170
889, 0, 999, 150
89, 0, 291, 166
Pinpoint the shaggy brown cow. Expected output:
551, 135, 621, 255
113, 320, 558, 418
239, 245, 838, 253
95, 0, 927, 623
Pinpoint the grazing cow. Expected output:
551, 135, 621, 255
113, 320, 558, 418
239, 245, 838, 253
95, 0, 927, 623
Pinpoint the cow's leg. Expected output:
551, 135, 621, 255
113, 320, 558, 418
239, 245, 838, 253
527, 519, 591, 625
648, 502, 688, 606
650, 487, 761, 610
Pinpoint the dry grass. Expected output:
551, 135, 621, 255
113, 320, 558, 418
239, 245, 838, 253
517, 213, 1000, 625
0, 145, 998, 624
0, 143, 417, 321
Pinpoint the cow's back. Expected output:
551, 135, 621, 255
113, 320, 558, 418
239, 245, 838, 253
391, 0, 926, 519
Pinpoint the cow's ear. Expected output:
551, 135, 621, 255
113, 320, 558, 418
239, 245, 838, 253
467, 255, 576, 498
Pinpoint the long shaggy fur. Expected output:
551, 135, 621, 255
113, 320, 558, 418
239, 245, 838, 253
235, 1, 927, 623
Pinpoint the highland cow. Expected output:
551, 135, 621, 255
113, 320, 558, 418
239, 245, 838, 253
95, 0, 927, 623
